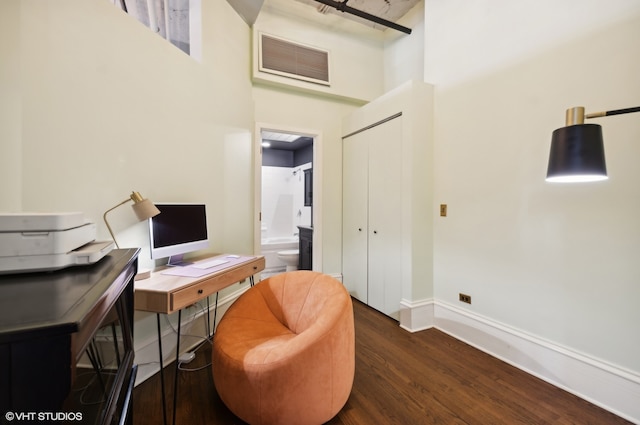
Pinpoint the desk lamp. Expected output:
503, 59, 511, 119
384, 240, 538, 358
546, 105, 640, 183
103, 191, 160, 248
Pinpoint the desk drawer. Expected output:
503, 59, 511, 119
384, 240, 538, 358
170, 257, 265, 311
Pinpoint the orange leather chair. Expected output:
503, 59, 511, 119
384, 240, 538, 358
212, 271, 355, 425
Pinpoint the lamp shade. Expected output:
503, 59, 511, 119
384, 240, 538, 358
132, 198, 160, 221
546, 123, 608, 183
130, 192, 160, 221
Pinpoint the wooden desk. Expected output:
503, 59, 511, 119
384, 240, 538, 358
134, 254, 265, 314
133, 253, 264, 425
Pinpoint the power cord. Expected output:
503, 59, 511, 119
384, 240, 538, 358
162, 300, 214, 372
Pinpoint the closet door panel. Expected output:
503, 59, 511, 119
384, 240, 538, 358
342, 133, 369, 303
367, 117, 403, 319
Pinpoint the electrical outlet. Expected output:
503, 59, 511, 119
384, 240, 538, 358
459, 293, 471, 304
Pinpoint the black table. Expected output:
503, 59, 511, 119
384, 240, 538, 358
0, 248, 139, 424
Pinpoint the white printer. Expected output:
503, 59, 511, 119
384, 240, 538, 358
0, 212, 114, 274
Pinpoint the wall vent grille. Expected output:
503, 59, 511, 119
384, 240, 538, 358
259, 33, 330, 86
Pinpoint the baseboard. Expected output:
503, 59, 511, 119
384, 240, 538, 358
133, 285, 250, 386
398, 298, 640, 423
399, 298, 434, 332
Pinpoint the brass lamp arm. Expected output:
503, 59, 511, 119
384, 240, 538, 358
103, 197, 134, 249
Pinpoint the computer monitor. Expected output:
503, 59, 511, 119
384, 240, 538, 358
149, 203, 209, 265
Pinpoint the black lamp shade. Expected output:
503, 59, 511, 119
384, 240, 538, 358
546, 123, 607, 182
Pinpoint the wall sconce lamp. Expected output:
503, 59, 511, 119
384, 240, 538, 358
103, 191, 160, 248
546, 105, 640, 183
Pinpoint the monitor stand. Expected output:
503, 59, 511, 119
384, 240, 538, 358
167, 254, 193, 267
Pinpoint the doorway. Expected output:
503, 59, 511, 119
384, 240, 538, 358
255, 126, 321, 277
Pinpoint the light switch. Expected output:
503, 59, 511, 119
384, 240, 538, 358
440, 204, 447, 217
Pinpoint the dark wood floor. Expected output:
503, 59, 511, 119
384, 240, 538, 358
133, 299, 630, 424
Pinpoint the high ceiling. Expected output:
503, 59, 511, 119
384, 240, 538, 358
290, 0, 420, 31
114, 0, 421, 58
228, 0, 420, 33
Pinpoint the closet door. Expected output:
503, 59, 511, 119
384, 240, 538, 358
367, 116, 403, 319
342, 132, 369, 303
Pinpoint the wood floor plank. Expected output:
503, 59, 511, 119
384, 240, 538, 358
133, 298, 631, 425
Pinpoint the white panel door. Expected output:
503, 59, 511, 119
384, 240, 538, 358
342, 132, 369, 303
343, 115, 403, 319
367, 116, 403, 319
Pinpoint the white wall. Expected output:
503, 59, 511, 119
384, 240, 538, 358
0, 1, 22, 210
9, 0, 254, 269
383, 0, 425, 93
426, 0, 640, 412
2, 0, 255, 384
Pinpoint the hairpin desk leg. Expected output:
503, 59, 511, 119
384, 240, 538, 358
212, 292, 219, 336
172, 310, 182, 425
156, 314, 168, 425
206, 296, 211, 339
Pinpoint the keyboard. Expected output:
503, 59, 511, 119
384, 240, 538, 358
192, 258, 230, 270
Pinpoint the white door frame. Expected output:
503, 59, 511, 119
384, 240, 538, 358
254, 122, 323, 272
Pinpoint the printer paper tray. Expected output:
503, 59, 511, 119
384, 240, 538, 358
0, 241, 115, 275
